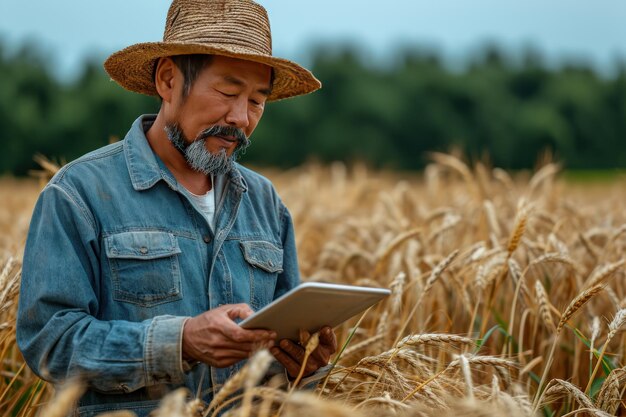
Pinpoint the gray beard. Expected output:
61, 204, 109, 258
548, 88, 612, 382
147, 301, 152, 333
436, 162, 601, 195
164, 123, 250, 176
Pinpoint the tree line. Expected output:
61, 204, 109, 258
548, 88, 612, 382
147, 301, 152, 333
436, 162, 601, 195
2, 41, 625, 176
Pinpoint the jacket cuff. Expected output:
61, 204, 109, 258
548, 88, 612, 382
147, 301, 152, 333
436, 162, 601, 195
145, 315, 188, 385
296, 364, 333, 390
181, 318, 200, 373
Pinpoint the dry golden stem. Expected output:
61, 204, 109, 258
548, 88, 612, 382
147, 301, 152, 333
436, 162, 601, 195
374, 228, 422, 277
585, 260, 625, 289
292, 332, 320, 388
394, 249, 459, 345
206, 350, 273, 416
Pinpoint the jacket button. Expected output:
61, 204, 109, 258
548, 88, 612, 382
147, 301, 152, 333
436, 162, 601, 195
203, 235, 211, 244
139, 247, 148, 254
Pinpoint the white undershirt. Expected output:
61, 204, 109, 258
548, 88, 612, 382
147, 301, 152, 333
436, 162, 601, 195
183, 180, 216, 230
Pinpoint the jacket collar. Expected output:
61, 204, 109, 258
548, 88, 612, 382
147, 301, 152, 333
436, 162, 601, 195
124, 114, 248, 194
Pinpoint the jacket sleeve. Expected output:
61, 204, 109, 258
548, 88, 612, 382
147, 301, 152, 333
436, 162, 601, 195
16, 183, 188, 393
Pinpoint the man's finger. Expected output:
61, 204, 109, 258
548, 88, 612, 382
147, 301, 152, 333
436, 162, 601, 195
211, 341, 257, 351
212, 339, 275, 351
319, 326, 337, 350
221, 321, 276, 343
278, 340, 322, 377
225, 303, 255, 320
270, 346, 301, 378
212, 349, 254, 360
307, 327, 336, 365
279, 339, 306, 363
214, 356, 251, 368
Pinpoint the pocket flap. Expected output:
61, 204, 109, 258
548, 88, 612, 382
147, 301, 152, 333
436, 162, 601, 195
240, 240, 284, 273
105, 231, 181, 260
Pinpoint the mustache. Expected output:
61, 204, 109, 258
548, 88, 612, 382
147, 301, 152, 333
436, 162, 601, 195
197, 125, 248, 143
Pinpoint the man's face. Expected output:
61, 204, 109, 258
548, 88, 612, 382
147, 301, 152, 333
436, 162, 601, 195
165, 55, 272, 175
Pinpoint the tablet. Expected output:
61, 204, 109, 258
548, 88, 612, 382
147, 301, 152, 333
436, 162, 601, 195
240, 282, 390, 342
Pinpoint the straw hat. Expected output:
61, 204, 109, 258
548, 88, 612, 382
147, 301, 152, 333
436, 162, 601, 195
104, 0, 320, 101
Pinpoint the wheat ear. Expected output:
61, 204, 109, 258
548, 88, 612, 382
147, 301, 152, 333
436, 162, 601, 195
507, 204, 529, 255
584, 308, 626, 394
396, 333, 474, 348
543, 379, 595, 410
458, 354, 474, 399
596, 369, 621, 414
589, 316, 601, 379
532, 284, 604, 412
535, 280, 556, 332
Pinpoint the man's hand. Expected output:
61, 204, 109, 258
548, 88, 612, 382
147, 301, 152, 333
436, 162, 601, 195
270, 326, 337, 379
182, 304, 276, 368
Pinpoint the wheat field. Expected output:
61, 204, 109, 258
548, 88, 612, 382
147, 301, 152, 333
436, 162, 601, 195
2, 155, 626, 416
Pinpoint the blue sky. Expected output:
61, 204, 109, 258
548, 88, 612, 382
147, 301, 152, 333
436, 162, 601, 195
2, 0, 626, 79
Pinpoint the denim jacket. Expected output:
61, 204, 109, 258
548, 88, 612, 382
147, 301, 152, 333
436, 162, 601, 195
16, 115, 300, 417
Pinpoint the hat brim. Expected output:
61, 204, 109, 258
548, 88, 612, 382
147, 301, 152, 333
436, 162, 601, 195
104, 42, 321, 102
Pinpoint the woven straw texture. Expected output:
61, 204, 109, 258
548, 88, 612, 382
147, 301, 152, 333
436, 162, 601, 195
104, 0, 320, 101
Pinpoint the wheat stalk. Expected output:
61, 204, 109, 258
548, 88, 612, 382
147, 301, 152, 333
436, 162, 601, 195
584, 308, 626, 394
374, 228, 422, 276
533, 284, 604, 411
528, 163, 560, 193
239, 350, 274, 417
206, 350, 273, 416
584, 259, 625, 289
394, 249, 459, 344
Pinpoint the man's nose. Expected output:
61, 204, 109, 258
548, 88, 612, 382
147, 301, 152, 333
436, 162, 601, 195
224, 98, 250, 129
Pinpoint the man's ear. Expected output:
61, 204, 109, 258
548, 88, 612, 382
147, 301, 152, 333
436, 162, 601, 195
154, 57, 177, 103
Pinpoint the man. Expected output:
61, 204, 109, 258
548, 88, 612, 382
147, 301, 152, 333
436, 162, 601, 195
16, 1, 337, 416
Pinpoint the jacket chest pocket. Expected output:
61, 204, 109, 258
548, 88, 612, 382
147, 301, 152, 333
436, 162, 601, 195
105, 231, 183, 307
240, 240, 283, 309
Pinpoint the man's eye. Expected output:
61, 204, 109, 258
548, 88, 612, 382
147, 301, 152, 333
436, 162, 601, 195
218, 90, 236, 97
